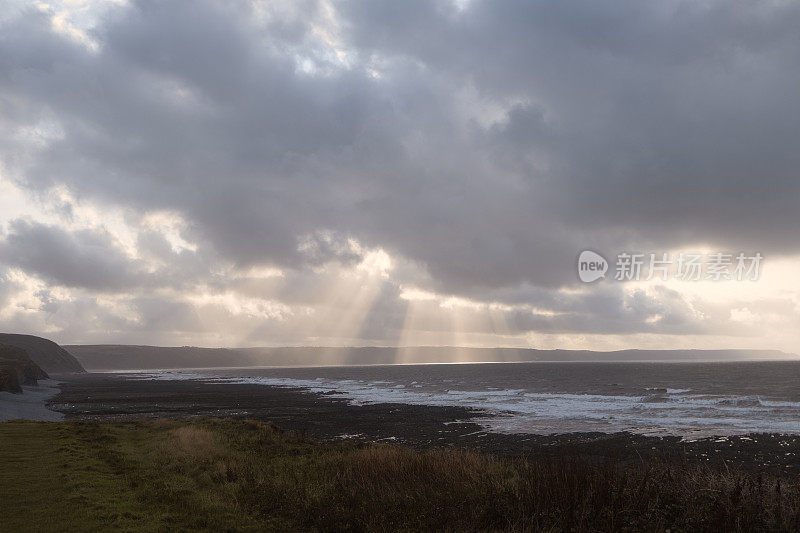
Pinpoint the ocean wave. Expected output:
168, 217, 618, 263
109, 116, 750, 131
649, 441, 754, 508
124, 370, 800, 437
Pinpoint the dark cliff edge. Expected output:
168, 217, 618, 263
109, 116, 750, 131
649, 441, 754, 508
0, 334, 85, 374
0, 344, 49, 393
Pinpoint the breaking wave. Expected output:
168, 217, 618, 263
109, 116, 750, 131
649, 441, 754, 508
129, 369, 800, 438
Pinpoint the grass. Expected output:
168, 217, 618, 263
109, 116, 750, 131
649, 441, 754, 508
1, 418, 799, 531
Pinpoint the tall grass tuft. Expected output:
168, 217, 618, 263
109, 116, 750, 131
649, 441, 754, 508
143, 419, 800, 531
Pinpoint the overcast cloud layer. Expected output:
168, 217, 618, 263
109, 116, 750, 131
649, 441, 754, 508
1, 0, 799, 352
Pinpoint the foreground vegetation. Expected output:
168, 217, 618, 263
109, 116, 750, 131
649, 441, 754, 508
1, 419, 799, 531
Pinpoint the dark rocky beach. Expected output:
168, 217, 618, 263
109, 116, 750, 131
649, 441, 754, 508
49, 372, 800, 475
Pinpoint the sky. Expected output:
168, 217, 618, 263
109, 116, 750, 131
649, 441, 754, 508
1, 0, 799, 352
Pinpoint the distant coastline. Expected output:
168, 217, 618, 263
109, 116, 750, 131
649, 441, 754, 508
65, 344, 796, 371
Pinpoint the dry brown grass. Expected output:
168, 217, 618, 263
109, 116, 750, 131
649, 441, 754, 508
7, 418, 797, 531
152, 419, 799, 531
327, 445, 800, 531
168, 426, 224, 461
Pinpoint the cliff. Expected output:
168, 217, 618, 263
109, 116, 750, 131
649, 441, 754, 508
0, 344, 49, 393
0, 334, 85, 374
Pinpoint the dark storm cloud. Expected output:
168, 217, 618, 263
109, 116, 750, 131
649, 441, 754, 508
341, 0, 800, 256
1, 0, 799, 342
0, 218, 216, 293
0, 219, 143, 291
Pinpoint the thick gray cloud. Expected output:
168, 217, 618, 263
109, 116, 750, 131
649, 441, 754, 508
1, 0, 799, 347
0, 219, 142, 291
341, 0, 800, 253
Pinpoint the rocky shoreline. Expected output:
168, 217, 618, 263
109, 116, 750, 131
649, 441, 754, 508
48, 372, 800, 475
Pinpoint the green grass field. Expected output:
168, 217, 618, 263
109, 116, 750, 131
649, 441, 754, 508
1, 418, 798, 531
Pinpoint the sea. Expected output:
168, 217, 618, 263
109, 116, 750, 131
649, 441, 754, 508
128, 360, 800, 438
